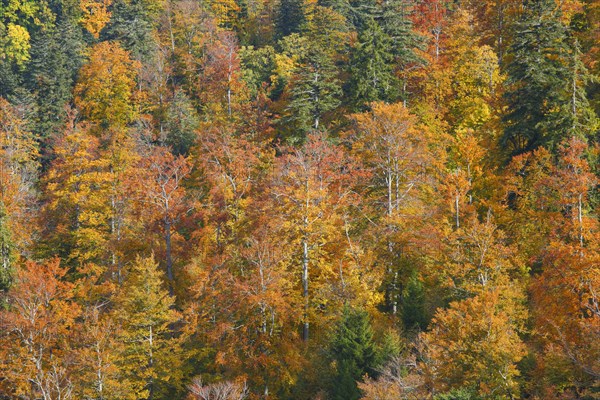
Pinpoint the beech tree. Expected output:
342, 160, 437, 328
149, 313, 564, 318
136, 146, 191, 291
0, 98, 38, 290
74, 41, 140, 129
270, 132, 359, 341
420, 287, 527, 399
346, 102, 441, 317
1, 1, 599, 398
40, 119, 112, 267
0, 259, 80, 399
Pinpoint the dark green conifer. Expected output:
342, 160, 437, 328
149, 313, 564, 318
348, 18, 398, 109
26, 18, 85, 140
328, 306, 379, 400
275, 0, 306, 39
502, 0, 574, 154
285, 45, 342, 140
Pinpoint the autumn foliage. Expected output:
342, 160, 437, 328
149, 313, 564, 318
0, 0, 599, 399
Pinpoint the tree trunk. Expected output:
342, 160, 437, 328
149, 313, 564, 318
455, 193, 460, 229
302, 238, 309, 341
148, 324, 154, 400
165, 219, 173, 295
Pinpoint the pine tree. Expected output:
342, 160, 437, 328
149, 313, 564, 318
502, 0, 573, 154
113, 255, 182, 400
348, 18, 398, 109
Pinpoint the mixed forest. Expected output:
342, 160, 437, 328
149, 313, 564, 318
0, 0, 599, 399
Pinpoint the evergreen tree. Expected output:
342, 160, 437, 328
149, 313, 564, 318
502, 0, 573, 154
400, 270, 428, 330
380, 0, 424, 63
275, 0, 305, 39
25, 18, 84, 140
103, 0, 162, 61
328, 306, 379, 400
348, 18, 398, 109
113, 255, 182, 400
285, 45, 342, 140
320, 0, 379, 31
435, 387, 481, 400
380, 0, 426, 104
567, 38, 599, 138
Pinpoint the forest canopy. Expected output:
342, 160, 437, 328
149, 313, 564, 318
0, 0, 599, 399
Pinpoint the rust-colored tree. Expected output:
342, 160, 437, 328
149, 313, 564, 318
0, 259, 80, 399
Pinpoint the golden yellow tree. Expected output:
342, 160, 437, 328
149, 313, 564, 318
74, 41, 140, 129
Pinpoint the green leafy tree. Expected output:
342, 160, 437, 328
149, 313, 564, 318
0, 202, 15, 292
113, 254, 182, 399
0, 0, 54, 96
163, 89, 199, 156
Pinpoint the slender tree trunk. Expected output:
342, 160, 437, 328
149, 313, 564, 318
302, 238, 309, 341
578, 193, 584, 249
148, 325, 154, 400
165, 218, 173, 295
167, 1, 175, 53
455, 192, 460, 229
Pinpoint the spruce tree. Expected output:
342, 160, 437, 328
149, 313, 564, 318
380, 0, 425, 104
275, 0, 306, 39
163, 89, 199, 156
285, 45, 342, 140
329, 306, 379, 400
26, 18, 84, 140
502, 0, 573, 154
103, 0, 162, 61
320, 0, 379, 31
348, 18, 398, 109
567, 39, 599, 138
400, 271, 428, 330
380, 0, 424, 63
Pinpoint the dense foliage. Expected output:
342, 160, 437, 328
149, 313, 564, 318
0, 0, 599, 399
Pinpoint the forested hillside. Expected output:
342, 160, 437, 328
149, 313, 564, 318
0, 0, 599, 399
